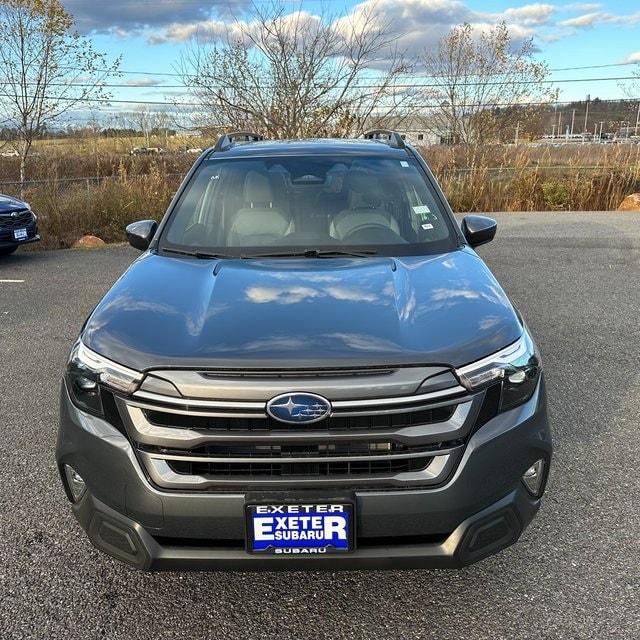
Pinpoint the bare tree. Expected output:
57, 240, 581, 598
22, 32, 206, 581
0, 0, 120, 183
124, 107, 178, 149
126, 107, 154, 147
421, 22, 554, 145
621, 66, 640, 135
177, 1, 413, 138
621, 64, 640, 97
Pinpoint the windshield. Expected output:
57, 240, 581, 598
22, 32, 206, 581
161, 153, 457, 256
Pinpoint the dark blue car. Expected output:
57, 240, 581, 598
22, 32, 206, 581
0, 194, 39, 255
57, 131, 551, 570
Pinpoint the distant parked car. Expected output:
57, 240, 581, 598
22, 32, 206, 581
0, 194, 40, 255
130, 147, 165, 155
1, 149, 20, 157
186, 147, 203, 154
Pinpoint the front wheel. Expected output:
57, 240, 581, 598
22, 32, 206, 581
0, 245, 18, 256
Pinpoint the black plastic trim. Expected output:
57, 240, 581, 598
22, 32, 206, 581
214, 132, 265, 152
363, 129, 406, 149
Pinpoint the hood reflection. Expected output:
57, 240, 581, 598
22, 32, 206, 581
83, 251, 521, 370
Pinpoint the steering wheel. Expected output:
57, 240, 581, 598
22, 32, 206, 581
342, 223, 399, 243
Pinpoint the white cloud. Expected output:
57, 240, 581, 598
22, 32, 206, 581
503, 4, 558, 26
121, 78, 165, 88
558, 12, 603, 28
604, 11, 640, 25
621, 52, 640, 64
563, 3, 602, 10
148, 20, 231, 45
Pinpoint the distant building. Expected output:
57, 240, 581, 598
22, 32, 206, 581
367, 116, 448, 146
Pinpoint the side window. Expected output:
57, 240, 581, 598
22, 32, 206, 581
165, 165, 226, 246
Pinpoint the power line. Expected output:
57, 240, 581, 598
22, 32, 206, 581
112, 59, 640, 79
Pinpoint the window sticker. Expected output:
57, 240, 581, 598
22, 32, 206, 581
413, 205, 431, 222
400, 161, 410, 167
422, 223, 434, 230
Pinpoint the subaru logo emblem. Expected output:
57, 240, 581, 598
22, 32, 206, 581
266, 393, 331, 425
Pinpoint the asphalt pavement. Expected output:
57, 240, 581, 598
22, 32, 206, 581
0, 211, 638, 640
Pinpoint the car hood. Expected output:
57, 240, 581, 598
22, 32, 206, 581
0, 194, 29, 213
82, 250, 522, 371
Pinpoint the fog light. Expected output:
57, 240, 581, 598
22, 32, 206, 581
522, 459, 546, 497
64, 464, 87, 502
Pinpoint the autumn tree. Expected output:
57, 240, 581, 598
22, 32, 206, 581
421, 22, 554, 144
0, 0, 120, 183
177, 1, 412, 138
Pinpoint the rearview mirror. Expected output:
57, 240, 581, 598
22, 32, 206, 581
461, 215, 497, 248
126, 219, 158, 251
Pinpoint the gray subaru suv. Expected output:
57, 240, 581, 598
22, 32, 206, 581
56, 131, 551, 571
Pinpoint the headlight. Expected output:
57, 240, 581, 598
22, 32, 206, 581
65, 341, 142, 416
456, 331, 541, 413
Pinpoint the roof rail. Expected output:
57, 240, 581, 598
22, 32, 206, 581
363, 129, 406, 150
214, 131, 264, 152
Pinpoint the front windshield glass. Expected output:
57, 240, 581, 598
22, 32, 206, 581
162, 154, 457, 256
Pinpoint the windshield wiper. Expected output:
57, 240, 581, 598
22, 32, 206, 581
162, 247, 234, 259
240, 248, 378, 259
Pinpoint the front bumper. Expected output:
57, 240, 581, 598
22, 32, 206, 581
56, 378, 552, 571
0, 229, 40, 249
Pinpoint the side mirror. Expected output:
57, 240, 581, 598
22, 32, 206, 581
461, 215, 497, 248
126, 219, 158, 251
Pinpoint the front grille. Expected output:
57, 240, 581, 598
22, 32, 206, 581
140, 439, 461, 480
118, 366, 486, 491
147, 441, 451, 457
168, 457, 431, 477
0, 211, 33, 229
143, 404, 455, 432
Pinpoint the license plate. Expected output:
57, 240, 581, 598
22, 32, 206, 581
246, 502, 354, 554
13, 228, 27, 241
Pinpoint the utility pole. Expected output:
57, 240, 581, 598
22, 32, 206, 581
635, 103, 640, 136
552, 88, 560, 139
558, 111, 563, 140
570, 109, 576, 136
583, 94, 590, 135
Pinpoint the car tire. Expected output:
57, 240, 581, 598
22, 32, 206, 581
0, 246, 18, 256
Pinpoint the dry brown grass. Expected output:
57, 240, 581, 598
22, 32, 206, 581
424, 143, 640, 212
1, 152, 192, 250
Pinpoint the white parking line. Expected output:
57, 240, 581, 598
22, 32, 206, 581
0, 279, 25, 283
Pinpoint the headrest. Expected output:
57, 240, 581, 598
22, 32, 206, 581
243, 171, 273, 205
346, 171, 383, 208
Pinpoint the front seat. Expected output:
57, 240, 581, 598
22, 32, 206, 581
329, 171, 399, 240
226, 171, 293, 245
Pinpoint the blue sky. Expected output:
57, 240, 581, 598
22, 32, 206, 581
60, 0, 640, 119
